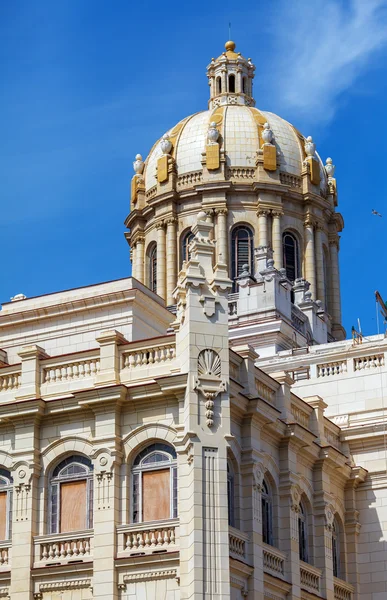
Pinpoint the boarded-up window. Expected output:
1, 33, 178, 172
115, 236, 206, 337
60, 480, 87, 532
0, 492, 6, 540
142, 469, 170, 522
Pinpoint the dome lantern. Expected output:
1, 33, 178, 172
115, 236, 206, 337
207, 41, 256, 109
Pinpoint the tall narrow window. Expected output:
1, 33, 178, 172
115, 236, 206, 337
181, 231, 195, 267
298, 502, 309, 563
149, 244, 157, 293
216, 77, 222, 94
332, 519, 341, 578
0, 469, 12, 541
231, 225, 254, 286
228, 74, 235, 93
50, 456, 93, 534
262, 479, 273, 546
283, 232, 300, 282
227, 463, 235, 527
132, 443, 177, 523
242, 77, 246, 93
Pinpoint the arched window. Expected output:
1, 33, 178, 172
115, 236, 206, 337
149, 244, 157, 293
262, 479, 273, 546
0, 469, 12, 541
132, 443, 177, 523
283, 232, 300, 282
181, 230, 195, 267
227, 463, 235, 527
216, 77, 222, 94
242, 77, 246, 93
298, 501, 309, 563
50, 455, 93, 534
228, 74, 235, 93
231, 225, 254, 285
332, 518, 341, 578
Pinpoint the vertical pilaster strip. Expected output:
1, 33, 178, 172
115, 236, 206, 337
272, 211, 283, 269
315, 226, 325, 305
304, 219, 316, 299
156, 221, 166, 300
166, 218, 177, 305
135, 236, 145, 284
215, 208, 228, 265
258, 210, 268, 247
131, 243, 137, 279
203, 447, 219, 597
329, 236, 342, 326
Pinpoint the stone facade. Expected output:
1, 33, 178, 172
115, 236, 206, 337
0, 40, 384, 600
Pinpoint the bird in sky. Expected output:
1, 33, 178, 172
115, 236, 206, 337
372, 209, 382, 217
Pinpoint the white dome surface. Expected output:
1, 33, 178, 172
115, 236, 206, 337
144, 105, 323, 191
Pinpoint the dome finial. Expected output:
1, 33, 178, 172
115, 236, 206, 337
225, 40, 236, 52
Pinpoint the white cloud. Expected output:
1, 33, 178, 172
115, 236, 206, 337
268, 0, 387, 121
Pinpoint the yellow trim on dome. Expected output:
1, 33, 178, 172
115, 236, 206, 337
248, 107, 267, 149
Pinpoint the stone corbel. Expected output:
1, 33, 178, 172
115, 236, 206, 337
324, 504, 335, 531
12, 461, 37, 522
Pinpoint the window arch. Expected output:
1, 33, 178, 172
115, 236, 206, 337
228, 74, 235, 93
181, 230, 195, 267
332, 517, 341, 578
216, 76, 222, 94
0, 469, 12, 541
132, 443, 177, 523
50, 455, 93, 534
227, 462, 235, 527
231, 225, 254, 285
298, 501, 309, 563
262, 479, 273, 546
283, 232, 300, 282
148, 243, 157, 294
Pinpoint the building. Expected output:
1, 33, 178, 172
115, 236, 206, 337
0, 40, 385, 600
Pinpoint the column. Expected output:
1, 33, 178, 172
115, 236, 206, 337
237, 70, 243, 93
258, 210, 268, 247
10, 421, 40, 599
131, 243, 137, 279
304, 219, 316, 299
329, 236, 342, 326
135, 235, 145, 284
315, 226, 325, 306
156, 221, 166, 300
272, 211, 283, 269
215, 208, 228, 265
166, 217, 177, 305
221, 69, 227, 93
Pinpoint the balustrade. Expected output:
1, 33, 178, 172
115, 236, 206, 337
229, 527, 249, 560
0, 371, 21, 392
354, 353, 384, 371
317, 361, 346, 377
0, 542, 10, 568
300, 561, 321, 594
117, 519, 179, 557
122, 343, 176, 369
290, 403, 310, 429
334, 577, 354, 600
262, 544, 285, 577
34, 531, 93, 566
43, 358, 100, 384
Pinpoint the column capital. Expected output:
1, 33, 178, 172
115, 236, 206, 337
304, 217, 316, 229
328, 233, 339, 247
271, 209, 283, 218
214, 207, 228, 216
156, 220, 165, 230
257, 209, 269, 217
165, 216, 177, 226
131, 232, 145, 245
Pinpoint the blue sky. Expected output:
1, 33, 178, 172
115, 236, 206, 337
1, 0, 387, 337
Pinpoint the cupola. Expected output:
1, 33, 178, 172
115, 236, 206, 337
207, 41, 256, 108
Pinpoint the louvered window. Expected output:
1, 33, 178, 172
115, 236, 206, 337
262, 479, 273, 546
283, 232, 300, 282
149, 244, 157, 293
231, 226, 254, 288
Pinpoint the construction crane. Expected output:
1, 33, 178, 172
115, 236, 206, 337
375, 291, 387, 334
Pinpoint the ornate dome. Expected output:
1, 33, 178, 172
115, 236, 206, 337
144, 106, 327, 193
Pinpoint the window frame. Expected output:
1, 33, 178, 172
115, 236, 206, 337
332, 518, 341, 578
0, 469, 13, 541
282, 231, 301, 283
180, 230, 195, 268
261, 479, 273, 546
49, 456, 94, 534
131, 443, 177, 524
227, 462, 235, 527
298, 501, 309, 563
231, 225, 254, 287
148, 243, 157, 294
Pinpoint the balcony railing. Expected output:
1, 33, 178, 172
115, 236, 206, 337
262, 543, 285, 578
117, 519, 179, 558
33, 530, 93, 567
334, 577, 354, 600
229, 526, 249, 561
300, 561, 322, 595
0, 540, 11, 569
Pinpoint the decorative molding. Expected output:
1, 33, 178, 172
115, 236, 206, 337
195, 349, 225, 427
122, 569, 177, 584
12, 461, 35, 522
0, 589, 10, 599
91, 449, 115, 510
39, 579, 92, 592
198, 349, 221, 378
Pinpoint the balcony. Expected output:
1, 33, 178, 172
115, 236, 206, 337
300, 561, 322, 595
229, 526, 249, 561
262, 543, 286, 578
33, 530, 93, 567
116, 519, 179, 559
0, 540, 11, 570
334, 577, 354, 600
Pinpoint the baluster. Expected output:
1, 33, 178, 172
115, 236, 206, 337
128, 353, 135, 368
54, 543, 60, 558
84, 539, 90, 556
73, 363, 79, 379
3, 548, 8, 565
138, 531, 145, 548
78, 362, 85, 378
75, 540, 81, 556
150, 530, 157, 546
48, 544, 54, 559
154, 348, 160, 363
157, 530, 163, 546
60, 542, 66, 558
144, 531, 151, 547
132, 533, 139, 549
141, 351, 147, 365
42, 544, 48, 560
90, 360, 96, 375
163, 529, 169, 545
